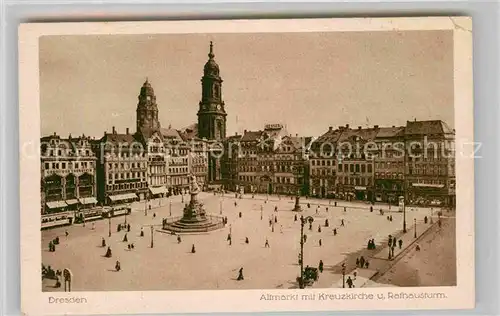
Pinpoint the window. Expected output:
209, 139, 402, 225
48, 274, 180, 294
367, 164, 372, 173
45, 163, 50, 169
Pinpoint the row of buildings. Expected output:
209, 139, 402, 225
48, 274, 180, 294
40, 42, 456, 215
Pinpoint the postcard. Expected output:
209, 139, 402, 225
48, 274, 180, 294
19, 17, 474, 315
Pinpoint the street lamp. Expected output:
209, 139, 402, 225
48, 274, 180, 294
341, 263, 346, 288
430, 208, 434, 224
220, 199, 223, 215
169, 200, 172, 216
144, 196, 148, 216
150, 226, 154, 248
108, 216, 111, 238
299, 215, 314, 289
414, 218, 417, 238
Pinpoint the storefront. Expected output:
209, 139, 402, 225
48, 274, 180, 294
149, 186, 168, 198
108, 193, 138, 205
45, 200, 68, 214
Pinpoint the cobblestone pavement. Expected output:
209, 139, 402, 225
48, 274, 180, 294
41, 193, 447, 291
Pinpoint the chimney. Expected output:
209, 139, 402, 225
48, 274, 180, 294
295, 133, 298, 137
345, 124, 349, 128
112, 126, 116, 134
392, 125, 395, 128
244, 129, 247, 133
126, 128, 129, 135
329, 126, 333, 131
374, 125, 379, 129
358, 126, 362, 130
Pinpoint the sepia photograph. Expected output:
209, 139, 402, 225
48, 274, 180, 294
19, 17, 474, 314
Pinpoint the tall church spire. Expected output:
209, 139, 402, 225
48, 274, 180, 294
197, 41, 226, 141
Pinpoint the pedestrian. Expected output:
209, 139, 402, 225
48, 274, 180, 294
309, 222, 312, 230
275, 216, 278, 223
117, 224, 121, 232
115, 260, 121, 272
367, 240, 371, 250
341, 219, 345, 227
105, 246, 112, 258
387, 215, 390, 221
388, 235, 392, 246
274, 206, 278, 212
102, 238, 106, 247
334, 201, 337, 207
398, 239, 403, 249
127, 224, 131, 232
237, 267, 244, 281
239, 211, 242, 218
234, 201, 237, 207
245, 237, 249, 244
294, 214, 298, 222
140, 228, 144, 237
365, 260, 369, 269
131, 243, 134, 249
424, 216, 428, 224
65, 230, 69, 237
127, 244, 131, 250
177, 235, 182, 243
319, 239, 322, 247
333, 228, 337, 236
360, 256, 365, 268
280, 225, 283, 234
325, 219, 329, 227
371, 238, 376, 249
265, 238, 270, 248
391, 246, 395, 257
346, 276, 353, 288
389, 215, 393, 222
319, 260, 324, 273
269, 219, 272, 227
356, 257, 360, 267
318, 225, 322, 233
48, 241, 54, 252
392, 238, 397, 248
416, 244, 421, 251
191, 244, 196, 253
438, 219, 442, 228
344, 207, 346, 212
303, 234, 308, 243
370, 206, 373, 212
123, 233, 128, 242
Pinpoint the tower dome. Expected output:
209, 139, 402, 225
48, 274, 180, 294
140, 78, 155, 97
203, 41, 220, 76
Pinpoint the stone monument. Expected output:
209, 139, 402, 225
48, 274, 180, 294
162, 174, 224, 233
293, 190, 303, 212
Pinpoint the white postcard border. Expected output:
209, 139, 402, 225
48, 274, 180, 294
19, 17, 474, 315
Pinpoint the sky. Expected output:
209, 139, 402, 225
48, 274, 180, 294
40, 30, 454, 139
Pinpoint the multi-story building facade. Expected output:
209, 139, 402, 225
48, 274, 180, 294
309, 126, 342, 198
404, 120, 455, 206
335, 125, 376, 201
40, 133, 97, 214
95, 127, 148, 205
221, 133, 242, 191
373, 126, 405, 204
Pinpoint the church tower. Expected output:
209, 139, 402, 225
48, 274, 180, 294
136, 79, 161, 133
197, 41, 227, 141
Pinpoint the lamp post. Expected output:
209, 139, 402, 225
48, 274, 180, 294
430, 208, 434, 224
414, 218, 417, 238
341, 263, 346, 288
108, 216, 111, 238
144, 196, 148, 216
169, 200, 172, 216
150, 226, 154, 248
299, 215, 314, 289
220, 199, 223, 215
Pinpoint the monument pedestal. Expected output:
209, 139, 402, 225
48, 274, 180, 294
163, 181, 224, 233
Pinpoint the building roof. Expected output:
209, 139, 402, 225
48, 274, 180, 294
160, 127, 183, 141
405, 120, 454, 135
375, 126, 405, 138
241, 130, 264, 142
179, 123, 198, 141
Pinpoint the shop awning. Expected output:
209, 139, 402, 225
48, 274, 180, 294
412, 183, 445, 188
46, 201, 68, 209
65, 199, 79, 205
149, 186, 167, 195
109, 193, 137, 202
79, 197, 98, 205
